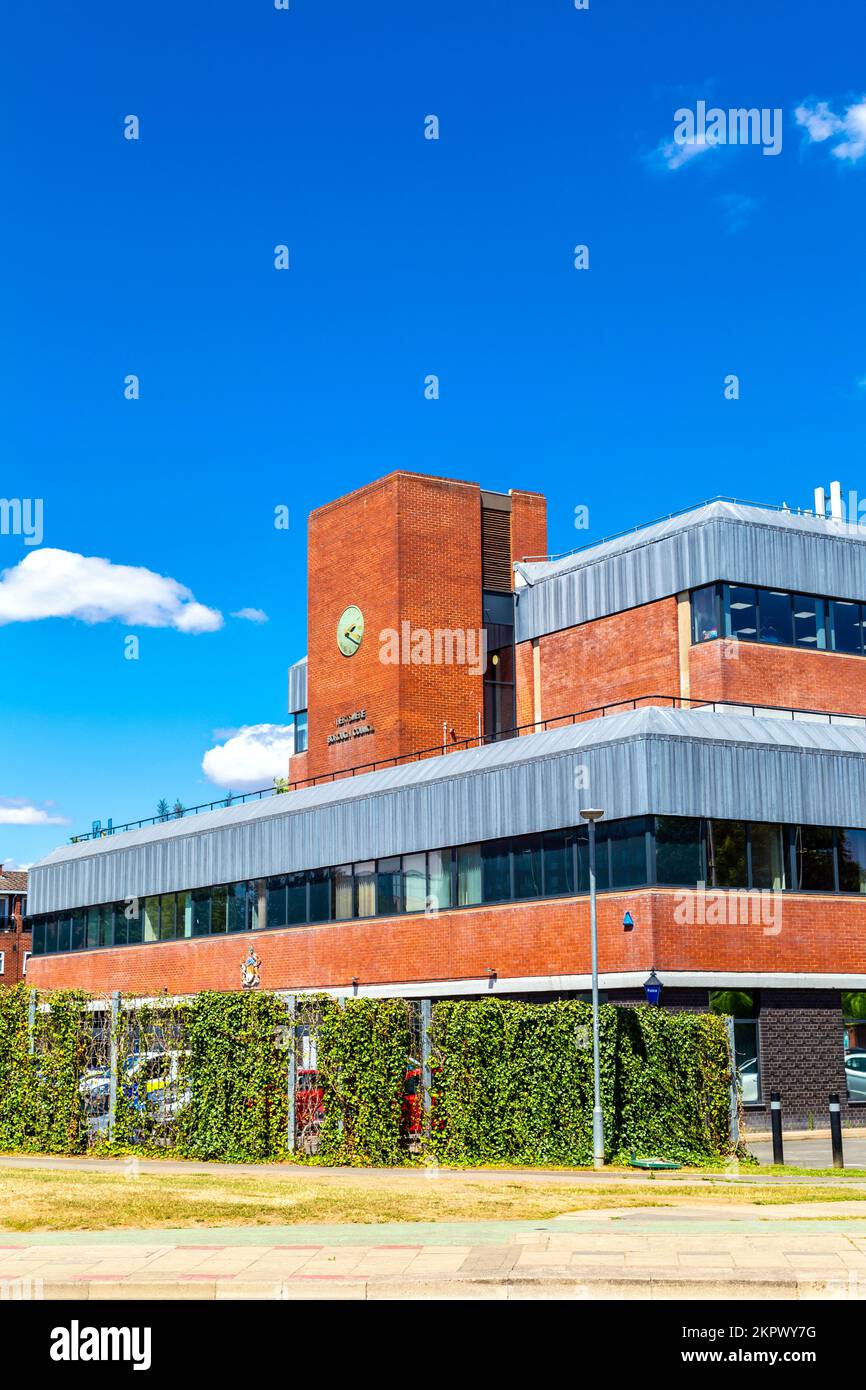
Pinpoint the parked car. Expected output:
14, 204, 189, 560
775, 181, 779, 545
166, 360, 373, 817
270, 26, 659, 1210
737, 1056, 760, 1105
79, 1051, 190, 1139
845, 1048, 866, 1100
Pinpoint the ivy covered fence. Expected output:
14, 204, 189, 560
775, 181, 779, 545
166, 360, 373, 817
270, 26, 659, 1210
0, 985, 737, 1167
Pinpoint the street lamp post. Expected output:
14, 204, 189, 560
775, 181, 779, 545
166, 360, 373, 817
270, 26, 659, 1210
580, 808, 605, 1169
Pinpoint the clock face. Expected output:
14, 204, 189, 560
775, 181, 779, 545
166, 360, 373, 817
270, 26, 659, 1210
337, 605, 364, 657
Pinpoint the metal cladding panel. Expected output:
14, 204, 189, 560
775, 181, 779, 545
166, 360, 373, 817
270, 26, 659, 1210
515, 502, 866, 641
28, 708, 866, 913
287, 658, 308, 713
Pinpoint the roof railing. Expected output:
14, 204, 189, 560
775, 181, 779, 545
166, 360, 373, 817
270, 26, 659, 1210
519, 494, 834, 566
70, 692, 866, 843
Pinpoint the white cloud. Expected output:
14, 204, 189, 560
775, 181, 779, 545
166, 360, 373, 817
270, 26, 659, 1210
201, 723, 295, 791
795, 96, 866, 162
0, 549, 223, 632
717, 191, 759, 232
653, 133, 714, 171
0, 799, 69, 826
231, 607, 269, 624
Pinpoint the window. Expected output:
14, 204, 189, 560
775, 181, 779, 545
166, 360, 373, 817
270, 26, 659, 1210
159, 894, 177, 940
403, 853, 427, 913
428, 850, 453, 910
22, 952, 29, 976
192, 888, 211, 937
692, 584, 720, 643
655, 817, 703, 886
294, 709, 309, 755
211, 884, 228, 933
32, 921, 45, 955
308, 869, 330, 924
177, 891, 192, 939
457, 844, 482, 906
46, 918, 58, 953
481, 839, 511, 903
85, 907, 100, 949
838, 829, 866, 894
227, 883, 249, 933
794, 825, 836, 892
285, 872, 306, 926
512, 834, 543, 900
607, 818, 649, 889
333, 865, 353, 920
842, 992, 866, 1103
143, 899, 159, 943
758, 590, 793, 646
0, 951, 4, 975
707, 820, 748, 888
749, 822, 786, 891
542, 829, 575, 897
57, 916, 72, 952
830, 601, 863, 655
710, 990, 761, 1104
354, 862, 376, 918
792, 594, 826, 649
725, 585, 758, 641
266, 876, 288, 929
376, 858, 402, 917
71, 912, 86, 951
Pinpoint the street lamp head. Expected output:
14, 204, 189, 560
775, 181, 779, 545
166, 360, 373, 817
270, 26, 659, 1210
643, 969, 663, 1006
579, 808, 605, 823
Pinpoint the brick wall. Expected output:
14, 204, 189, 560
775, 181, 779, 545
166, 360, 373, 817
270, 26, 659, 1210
689, 638, 866, 716
0, 921, 32, 987
520, 596, 682, 725
28, 888, 866, 994
510, 490, 547, 567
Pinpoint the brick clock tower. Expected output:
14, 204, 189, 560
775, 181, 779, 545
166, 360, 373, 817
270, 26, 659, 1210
288, 471, 546, 784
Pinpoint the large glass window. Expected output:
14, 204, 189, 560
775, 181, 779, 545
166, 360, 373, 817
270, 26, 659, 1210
333, 865, 353, 920
376, 858, 402, 917
838, 829, 866, 894
830, 601, 863, 654
428, 850, 453, 910
749, 823, 786, 891
725, 585, 759, 642
354, 862, 376, 918
294, 710, 308, 754
457, 845, 482, 906
607, 818, 649, 889
45, 918, 58, 953
403, 853, 427, 913
655, 817, 703, 886
192, 888, 211, 937
285, 872, 307, 926
707, 820, 748, 888
159, 894, 177, 940
542, 829, 575, 897
794, 825, 836, 892
56, 916, 71, 952
70, 912, 86, 951
792, 594, 826, 649
308, 869, 330, 923
112, 904, 127, 947
692, 584, 720, 643
758, 590, 793, 646
266, 876, 287, 929
177, 891, 192, 939
482, 839, 512, 903
211, 884, 228, 933
512, 834, 542, 900
32, 921, 45, 955
143, 898, 159, 943
86, 907, 100, 949
843, 992, 866, 1103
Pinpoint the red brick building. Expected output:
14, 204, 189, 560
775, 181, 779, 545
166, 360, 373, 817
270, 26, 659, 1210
26, 476, 866, 1126
0, 867, 30, 987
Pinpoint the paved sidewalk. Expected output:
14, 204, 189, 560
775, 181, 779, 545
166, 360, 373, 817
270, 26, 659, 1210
4, 1205, 866, 1300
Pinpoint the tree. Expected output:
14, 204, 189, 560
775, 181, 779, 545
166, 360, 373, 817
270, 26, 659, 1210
156, 799, 170, 823
172, 801, 185, 819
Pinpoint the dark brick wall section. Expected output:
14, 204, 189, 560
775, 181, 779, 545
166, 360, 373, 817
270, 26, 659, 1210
752, 989, 865, 1130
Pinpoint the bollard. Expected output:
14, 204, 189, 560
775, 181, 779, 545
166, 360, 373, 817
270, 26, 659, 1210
829, 1092, 844, 1169
770, 1090, 784, 1165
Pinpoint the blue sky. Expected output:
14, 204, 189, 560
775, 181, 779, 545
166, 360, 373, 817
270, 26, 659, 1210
2, 0, 865, 867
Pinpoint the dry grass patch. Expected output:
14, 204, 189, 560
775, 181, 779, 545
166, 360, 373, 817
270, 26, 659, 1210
3, 1165, 866, 1232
